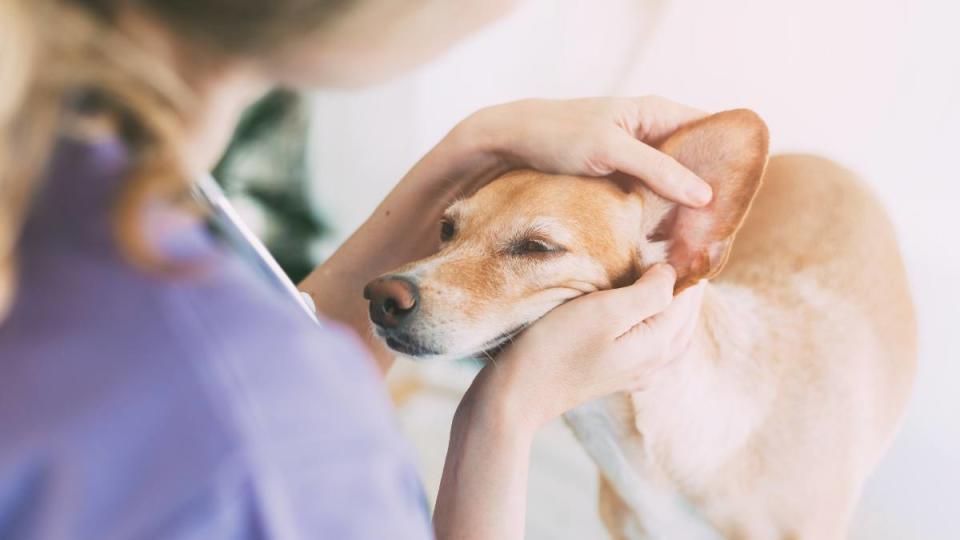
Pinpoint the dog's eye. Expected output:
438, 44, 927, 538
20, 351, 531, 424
511, 239, 560, 255
440, 219, 455, 242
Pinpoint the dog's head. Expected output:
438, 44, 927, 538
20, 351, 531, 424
365, 109, 769, 360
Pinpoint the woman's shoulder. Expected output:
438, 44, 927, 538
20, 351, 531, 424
1, 233, 396, 438
174, 257, 400, 440
0, 248, 424, 537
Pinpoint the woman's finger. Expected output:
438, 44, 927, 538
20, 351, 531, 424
592, 264, 677, 337
640, 281, 705, 346
604, 132, 712, 207
631, 95, 708, 143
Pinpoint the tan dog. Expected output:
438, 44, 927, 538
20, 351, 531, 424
364, 110, 916, 539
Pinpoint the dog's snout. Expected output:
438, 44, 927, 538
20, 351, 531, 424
363, 275, 420, 329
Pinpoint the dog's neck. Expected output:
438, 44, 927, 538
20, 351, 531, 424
688, 281, 765, 370
630, 281, 776, 480
561, 283, 771, 540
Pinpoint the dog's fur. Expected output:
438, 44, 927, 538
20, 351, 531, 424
369, 110, 917, 539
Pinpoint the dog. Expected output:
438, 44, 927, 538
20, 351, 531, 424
364, 110, 917, 539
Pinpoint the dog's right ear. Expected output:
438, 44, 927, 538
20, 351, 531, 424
640, 109, 769, 291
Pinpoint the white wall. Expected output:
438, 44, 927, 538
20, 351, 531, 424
308, 0, 960, 537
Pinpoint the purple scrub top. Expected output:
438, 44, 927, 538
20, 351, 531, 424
0, 135, 433, 539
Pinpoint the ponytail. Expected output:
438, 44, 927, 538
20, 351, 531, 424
0, 0, 52, 316
0, 0, 193, 318
0, 0, 351, 318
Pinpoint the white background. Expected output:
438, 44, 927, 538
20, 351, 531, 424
306, 0, 960, 537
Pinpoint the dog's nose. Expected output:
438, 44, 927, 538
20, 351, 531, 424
363, 275, 420, 329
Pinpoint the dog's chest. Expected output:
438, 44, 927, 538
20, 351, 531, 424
563, 396, 721, 540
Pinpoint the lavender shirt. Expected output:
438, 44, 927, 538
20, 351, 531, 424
0, 137, 433, 539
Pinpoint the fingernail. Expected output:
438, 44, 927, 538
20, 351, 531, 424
687, 181, 712, 206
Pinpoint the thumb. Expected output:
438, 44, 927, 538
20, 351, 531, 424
636, 280, 705, 348
594, 263, 677, 337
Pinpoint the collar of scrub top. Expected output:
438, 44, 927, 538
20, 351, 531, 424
192, 174, 320, 325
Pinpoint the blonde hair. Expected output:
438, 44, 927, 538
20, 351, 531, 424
0, 0, 349, 317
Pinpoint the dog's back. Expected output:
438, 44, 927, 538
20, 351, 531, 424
690, 154, 919, 535
723, 153, 917, 454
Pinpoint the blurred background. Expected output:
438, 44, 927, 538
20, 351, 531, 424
226, 0, 959, 537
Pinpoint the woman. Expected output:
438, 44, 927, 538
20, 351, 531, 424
0, 1, 710, 538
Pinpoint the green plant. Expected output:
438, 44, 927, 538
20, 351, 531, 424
212, 89, 327, 282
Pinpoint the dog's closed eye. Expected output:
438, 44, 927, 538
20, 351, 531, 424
502, 219, 573, 257
507, 237, 565, 257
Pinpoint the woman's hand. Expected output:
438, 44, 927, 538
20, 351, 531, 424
474, 263, 703, 431
301, 96, 711, 371
433, 264, 705, 540
461, 96, 712, 206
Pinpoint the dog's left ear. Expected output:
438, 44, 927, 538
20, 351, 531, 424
641, 109, 769, 291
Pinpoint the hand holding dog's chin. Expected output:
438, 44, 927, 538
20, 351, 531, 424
458, 265, 705, 434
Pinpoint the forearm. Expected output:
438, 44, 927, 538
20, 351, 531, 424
433, 377, 535, 540
299, 116, 509, 371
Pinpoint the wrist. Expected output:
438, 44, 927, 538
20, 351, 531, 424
449, 403, 535, 474
436, 364, 536, 540
454, 365, 547, 442
451, 105, 517, 172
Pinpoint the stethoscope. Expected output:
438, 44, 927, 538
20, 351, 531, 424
192, 173, 320, 325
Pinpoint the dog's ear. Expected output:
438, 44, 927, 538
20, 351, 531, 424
640, 109, 769, 291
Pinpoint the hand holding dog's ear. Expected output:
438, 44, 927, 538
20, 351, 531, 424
647, 110, 770, 291
466, 96, 714, 207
